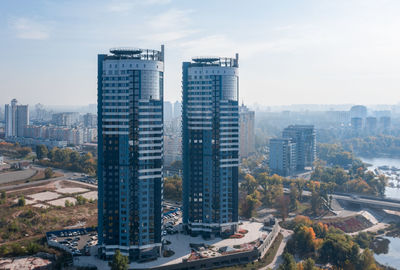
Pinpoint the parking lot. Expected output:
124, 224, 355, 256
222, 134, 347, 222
162, 204, 182, 236
46, 228, 98, 256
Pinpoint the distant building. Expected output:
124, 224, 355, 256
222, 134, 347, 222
52, 112, 79, 127
182, 55, 239, 237
173, 101, 181, 119
269, 138, 296, 177
83, 113, 97, 128
282, 125, 316, 171
239, 104, 255, 158
351, 117, 363, 130
350, 105, 367, 119
326, 110, 350, 125
5, 99, 29, 137
23, 125, 97, 145
164, 135, 182, 166
379, 116, 391, 132
164, 101, 173, 122
365, 117, 377, 133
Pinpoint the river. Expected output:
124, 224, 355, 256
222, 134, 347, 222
361, 157, 400, 200
361, 157, 400, 269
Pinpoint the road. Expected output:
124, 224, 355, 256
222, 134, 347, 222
284, 189, 400, 211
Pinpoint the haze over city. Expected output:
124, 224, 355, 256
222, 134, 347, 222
1, 0, 400, 106
2, 1, 400, 269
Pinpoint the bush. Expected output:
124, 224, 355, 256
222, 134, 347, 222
44, 167, 54, 179
18, 196, 26, 206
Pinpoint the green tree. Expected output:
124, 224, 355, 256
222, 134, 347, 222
35, 145, 48, 160
44, 167, 54, 179
357, 249, 380, 270
164, 175, 182, 202
26, 242, 40, 254
302, 258, 317, 270
18, 196, 26, 206
109, 250, 129, 270
278, 252, 296, 270
240, 191, 261, 218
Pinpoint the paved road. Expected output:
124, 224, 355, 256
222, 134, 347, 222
285, 189, 400, 211
0, 168, 37, 184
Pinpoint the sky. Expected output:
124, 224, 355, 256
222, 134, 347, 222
0, 0, 400, 107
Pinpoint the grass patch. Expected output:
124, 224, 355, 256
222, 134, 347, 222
218, 233, 284, 270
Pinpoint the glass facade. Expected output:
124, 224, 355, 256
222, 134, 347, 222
182, 55, 239, 237
98, 47, 164, 261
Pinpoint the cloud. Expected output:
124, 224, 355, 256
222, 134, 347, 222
107, 0, 171, 12
141, 8, 197, 42
10, 18, 50, 40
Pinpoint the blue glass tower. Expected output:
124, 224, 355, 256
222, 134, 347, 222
98, 46, 164, 261
182, 56, 239, 237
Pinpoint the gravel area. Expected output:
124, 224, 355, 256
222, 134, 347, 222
47, 197, 77, 207
81, 191, 97, 200
55, 187, 89, 194
28, 191, 61, 202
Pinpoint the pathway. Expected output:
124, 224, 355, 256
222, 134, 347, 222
261, 229, 293, 270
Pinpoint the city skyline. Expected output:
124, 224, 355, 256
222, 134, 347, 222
1, 0, 400, 106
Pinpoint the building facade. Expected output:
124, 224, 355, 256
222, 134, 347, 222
269, 138, 296, 177
182, 55, 239, 237
282, 125, 316, 171
239, 104, 255, 159
97, 47, 164, 261
5, 99, 29, 137
52, 112, 80, 127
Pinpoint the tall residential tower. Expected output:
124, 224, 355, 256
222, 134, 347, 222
282, 125, 316, 171
97, 47, 164, 261
182, 55, 239, 237
239, 104, 255, 159
5, 99, 29, 137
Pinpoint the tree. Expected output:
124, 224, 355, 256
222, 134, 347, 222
275, 195, 289, 221
278, 252, 296, 270
18, 196, 26, 206
301, 258, 317, 270
241, 174, 258, 195
289, 183, 299, 210
358, 249, 380, 270
35, 145, 48, 160
164, 175, 182, 201
240, 191, 261, 218
109, 250, 129, 270
44, 167, 54, 179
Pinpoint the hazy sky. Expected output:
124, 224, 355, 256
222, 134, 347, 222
1, 0, 400, 107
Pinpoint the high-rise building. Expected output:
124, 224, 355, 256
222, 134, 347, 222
97, 46, 164, 261
182, 55, 239, 237
365, 117, 377, 134
351, 117, 363, 130
173, 101, 181, 120
269, 138, 296, 177
164, 101, 173, 122
350, 105, 367, 119
282, 125, 316, 171
239, 104, 255, 159
5, 99, 29, 137
379, 116, 391, 132
83, 113, 97, 128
